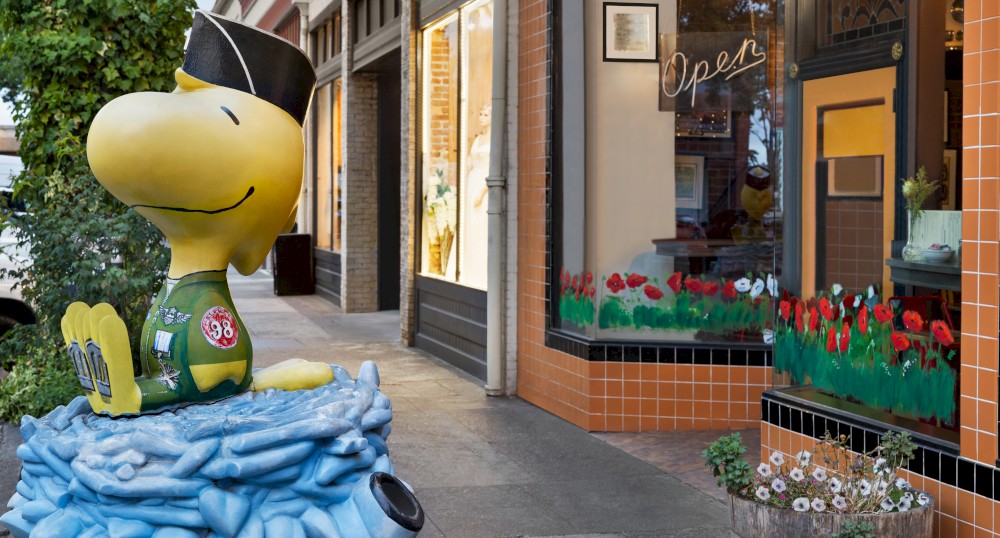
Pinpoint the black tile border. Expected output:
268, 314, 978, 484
545, 329, 773, 367
764, 389, 1000, 501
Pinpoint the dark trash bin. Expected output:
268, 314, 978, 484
273, 233, 315, 296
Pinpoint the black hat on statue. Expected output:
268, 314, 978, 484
183, 10, 317, 125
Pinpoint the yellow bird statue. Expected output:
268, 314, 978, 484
740, 165, 773, 222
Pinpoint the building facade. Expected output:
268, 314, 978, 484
518, 0, 1000, 535
213, 0, 521, 391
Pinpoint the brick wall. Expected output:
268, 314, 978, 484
400, 0, 418, 344
340, 0, 380, 312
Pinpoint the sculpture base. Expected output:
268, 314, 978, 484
0, 361, 423, 538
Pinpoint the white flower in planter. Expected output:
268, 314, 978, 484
827, 477, 843, 494
880, 497, 896, 512
832, 495, 848, 511
795, 450, 811, 467
734, 277, 752, 292
789, 467, 805, 482
896, 477, 910, 489
792, 497, 810, 512
757, 463, 772, 477
859, 479, 872, 497
811, 498, 826, 512
873, 457, 887, 473
810, 468, 827, 482
771, 478, 786, 493
768, 452, 785, 466
749, 278, 765, 299
917, 493, 931, 506
756, 486, 770, 501
898, 497, 912, 512
903, 492, 914, 503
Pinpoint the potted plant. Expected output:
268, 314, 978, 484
703, 431, 933, 537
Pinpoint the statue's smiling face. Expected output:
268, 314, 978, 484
87, 69, 303, 272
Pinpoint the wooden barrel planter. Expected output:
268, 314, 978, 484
730, 493, 934, 538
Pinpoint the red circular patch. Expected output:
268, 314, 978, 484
201, 306, 239, 349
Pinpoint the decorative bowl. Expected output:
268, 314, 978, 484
922, 249, 953, 262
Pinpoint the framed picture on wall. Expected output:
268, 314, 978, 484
942, 149, 958, 210
603, 2, 659, 62
675, 155, 704, 209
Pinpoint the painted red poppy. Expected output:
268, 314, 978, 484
606, 273, 625, 293
820, 298, 835, 321
722, 280, 737, 299
858, 306, 869, 335
841, 294, 856, 311
572, 275, 579, 291
585, 272, 594, 285
826, 327, 837, 353
874, 304, 893, 324
703, 281, 720, 296
644, 284, 664, 300
575, 288, 582, 301
795, 302, 805, 332
891, 332, 911, 352
809, 307, 819, 332
667, 272, 683, 293
902, 310, 924, 332
684, 277, 703, 293
931, 320, 954, 346
779, 300, 791, 321
626, 273, 648, 289
839, 323, 850, 352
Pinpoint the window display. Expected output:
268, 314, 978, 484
314, 80, 343, 252
419, 0, 494, 288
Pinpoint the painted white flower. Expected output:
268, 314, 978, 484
853, 295, 862, 308
880, 497, 896, 512
898, 497, 912, 512
792, 497, 810, 512
757, 463, 772, 477
831, 283, 844, 296
811, 468, 827, 482
734, 277, 752, 293
789, 467, 805, 482
811, 498, 826, 512
749, 278, 766, 299
917, 493, 931, 506
756, 486, 771, 501
832, 495, 848, 511
868, 284, 876, 299
768, 452, 785, 466
795, 450, 812, 467
763, 329, 774, 344
771, 478, 787, 493
828, 477, 843, 494
895, 477, 910, 489
766, 273, 779, 297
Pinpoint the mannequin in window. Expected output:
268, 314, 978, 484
463, 104, 490, 288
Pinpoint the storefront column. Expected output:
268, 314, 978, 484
340, 0, 380, 312
399, 0, 418, 345
959, 0, 1000, 466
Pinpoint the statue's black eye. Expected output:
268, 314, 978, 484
221, 106, 239, 125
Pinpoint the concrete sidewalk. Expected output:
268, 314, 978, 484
1, 271, 734, 537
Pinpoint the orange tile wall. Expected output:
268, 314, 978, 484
515, 0, 768, 432
961, 0, 1000, 467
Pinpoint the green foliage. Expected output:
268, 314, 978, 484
0, 332, 79, 422
0, 0, 193, 420
878, 431, 917, 470
833, 519, 875, 538
702, 432, 753, 494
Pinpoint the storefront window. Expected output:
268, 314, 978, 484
314, 80, 343, 252
419, 0, 494, 288
554, 1, 783, 344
